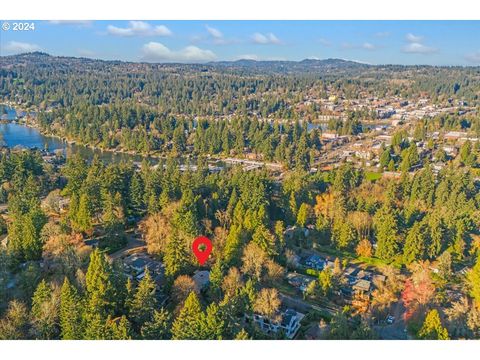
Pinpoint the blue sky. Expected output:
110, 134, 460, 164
1, 20, 480, 65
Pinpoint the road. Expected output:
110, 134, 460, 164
374, 300, 409, 340
110, 231, 146, 260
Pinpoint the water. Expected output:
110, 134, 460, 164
0, 122, 159, 164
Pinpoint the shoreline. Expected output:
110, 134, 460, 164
2, 119, 285, 169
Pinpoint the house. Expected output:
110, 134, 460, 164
284, 226, 310, 240
372, 274, 386, 285
321, 132, 339, 140
442, 145, 458, 157
445, 131, 468, 141
302, 254, 326, 271
123, 253, 165, 283
286, 272, 315, 292
247, 308, 305, 339
192, 270, 210, 292
352, 279, 372, 294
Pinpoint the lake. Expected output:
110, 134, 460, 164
0, 122, 160, 164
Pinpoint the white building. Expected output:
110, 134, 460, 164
247, 309, 305, 339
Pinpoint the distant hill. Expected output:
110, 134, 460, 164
208, 58, 370, 74
1, 52, 479, 80
1, 52, 371, 76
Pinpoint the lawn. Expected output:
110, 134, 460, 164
365, 171, 382, 182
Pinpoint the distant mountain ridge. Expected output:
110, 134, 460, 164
1, 52, 478, 77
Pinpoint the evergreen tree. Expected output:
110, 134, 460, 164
129, 172, 145, 216
427, 212, 444, 258
403, 222, 426, 264
467, 255, 480, 308
417, 309, 449, 340
202, 302, 225, 339
60, 278, 83, 339
252, 224, 277, 256
296, 203, 310, 227
141, 308, 171, 340
30, 279, 58, 339
235, 328, 250, 340
106, 315, 132, 340
129, 269, 157, 327
164, 232, 189, 278
209, 259, 225, 300
172, 292, 206, 339
223, 224, 244, 266
31, 280, 51, 320
374, 205, 400, 261
84, 249, 116, 338
75, 192, 93, 233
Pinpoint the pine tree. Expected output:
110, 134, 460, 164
223, 224, 243, 266
467, 255, 480, 308
31, 280, 51, 320
141, 308, 171, 340
379, 148, 392, 169
274, 220, 286, 251
427, 212, 444, 258
164, 232, 189, 278
209, 259, 224, 300
252, 224, 277, 256
171, 291, 206, 339
129, 172, 145, 216
235, 328, 250, 340
226, 188, 238, 221
374, 205, 400, 261
129, 269, 157, 327
75, 192, 92, 233
84, 249, 116, 336
202, 302, 225, 339
296, 203, 310, 227
453, 220, 467, 260
60, 278, 83, 339
418, 309, 449, 340
289, 191, 298, 222
22, 212, 44, 261
68, 193, 79, 223
106, 315, 132, 340
30, 279, 58, 339
403, 222, 426, 264
83, 312, 107, 340
318, 268, 333, 296
334, 220, 356, 250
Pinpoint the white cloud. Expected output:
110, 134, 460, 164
4, 41, 41, 54
402, 42, 437, 54
107, 21, 172, 37
402, 33, 437, 54
406, 33, 423, 43
465, 51, 480, 64
141, 42, 216, 63
252, 32, 281, 45
48, 20, 93, 27
205, 25, 231, 45
362, 42, 377, 50
206, 25, 223, 39
341, 42, 378, 51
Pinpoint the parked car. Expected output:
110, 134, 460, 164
386, 315, 395, 324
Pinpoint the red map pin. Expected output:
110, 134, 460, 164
192, 236, 212, 265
